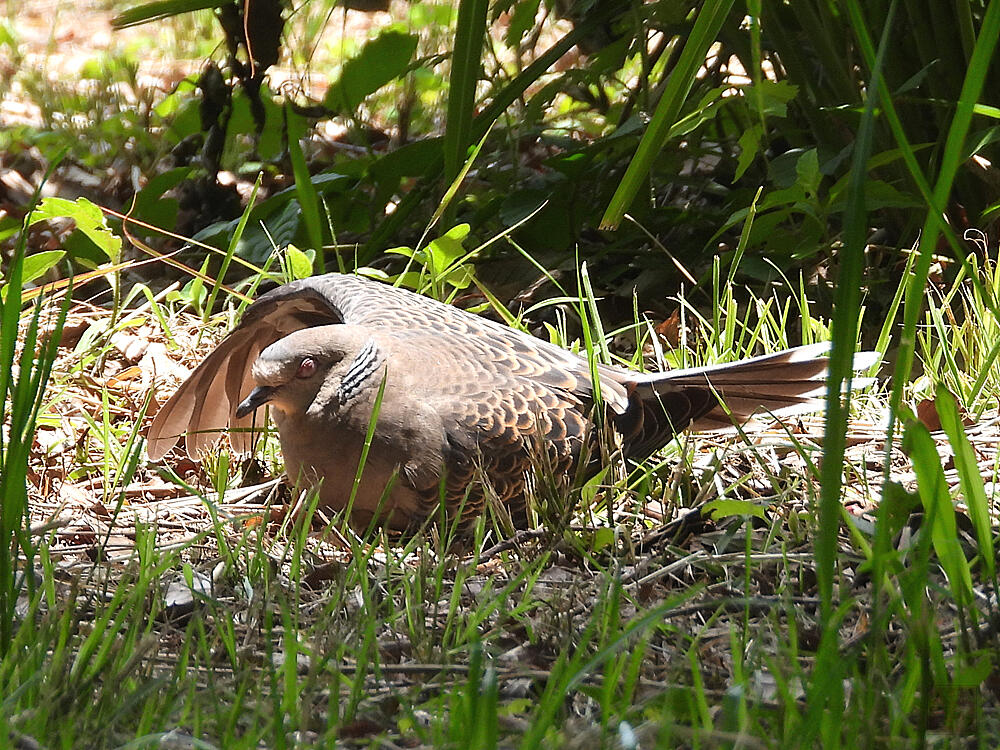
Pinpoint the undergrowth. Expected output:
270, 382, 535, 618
5, 1, 1000, 747
5, 228, 1000, 746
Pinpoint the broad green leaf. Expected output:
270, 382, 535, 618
324, 31, 418, 113
130, 166, 192, 231
702, 499, 766, 521
426, 224, 470, 272
30, 197, 122, 262
19, 251, 65, 286
285, 245, 313, 281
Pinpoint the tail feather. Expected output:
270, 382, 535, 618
617, 344, 878, 459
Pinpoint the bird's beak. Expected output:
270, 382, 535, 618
236, 385, 277, 418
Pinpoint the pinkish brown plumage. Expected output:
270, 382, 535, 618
147, 273, 876, 531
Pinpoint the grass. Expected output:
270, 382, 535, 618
5, 238, 1000, 747
5, 1, 1000, 746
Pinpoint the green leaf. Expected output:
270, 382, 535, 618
749, 79, 798, 118
285, 245, 313, 281
257, 86, 284, 161
590, 526, 616, 553
18, 251, 65, 286
111, 0, 226, 28
177, 256, 211, 315
973, 103, 1000, 120
324, 30, 418, 113
131, 166, 192, 231
953, 655, 993, 688
369, 138, 444, 183
505, 0, 541, 46
734, 124, 763, 181
702, 499, 766, 521
30, 197, 122, 262
794, 149, 821, 199
0, 214, 20, 244
426, 224, 470, 273
669, 85, 728, 138
236, 200, 301, 265
826, 179, 921, 213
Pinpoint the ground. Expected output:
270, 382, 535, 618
4, 1, 1000, 746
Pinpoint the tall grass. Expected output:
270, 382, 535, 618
0, 210, 68, 655
5, 0, 1000, 745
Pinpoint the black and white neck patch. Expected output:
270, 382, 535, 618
338, 339, 383, 403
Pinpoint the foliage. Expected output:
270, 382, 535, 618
0, 211, 67, 656
6, 0, 1000, 745
57, 1, 980, 307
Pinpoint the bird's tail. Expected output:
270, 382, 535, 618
616, 343, 879, 458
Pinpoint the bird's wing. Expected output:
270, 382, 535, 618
364, 327, 601, 524
148, 274, 370, 459
147, 273, 628, 460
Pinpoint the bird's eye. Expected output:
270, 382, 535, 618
296, 357, 317, 378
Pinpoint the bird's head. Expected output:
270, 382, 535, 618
236, 325, 379, 419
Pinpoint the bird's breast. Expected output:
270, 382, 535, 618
271, 398, 446, 531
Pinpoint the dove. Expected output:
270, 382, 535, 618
147, 273, 876, 531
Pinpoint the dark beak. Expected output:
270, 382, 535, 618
236, 385, 277, 419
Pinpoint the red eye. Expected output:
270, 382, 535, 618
296, 357, 316, 378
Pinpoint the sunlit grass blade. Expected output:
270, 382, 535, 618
902, 412, 974, 610
0, 222, 69, 656
202, 173, 261, 321
444, 0, 489, 187
600, 0, 735, 229
287, 105, 324, 272
934, 385, 995, 584
882, 0, 1000, 450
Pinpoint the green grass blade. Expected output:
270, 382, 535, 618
444, 0, 489, 186
935, 385, 995, 583
885, 0, 1000, 451
903, 414, 974, 610
203, 174, 262, 322
600, 0, 735, 229
287, 104, 324, 272
817, 0, 893, 617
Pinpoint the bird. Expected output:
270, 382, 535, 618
147, 273, 876, 532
